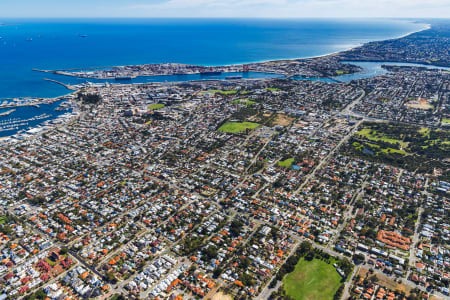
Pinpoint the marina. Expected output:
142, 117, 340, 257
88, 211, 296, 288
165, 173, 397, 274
0, 109, 16, 116
0, 113, 50, 131
0, 13, 448, 300
0, 60, 448, 139
0, 99, 73, 138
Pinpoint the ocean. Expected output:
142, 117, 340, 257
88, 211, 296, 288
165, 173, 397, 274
0, 18, 427, 99
0, 18, 431, 137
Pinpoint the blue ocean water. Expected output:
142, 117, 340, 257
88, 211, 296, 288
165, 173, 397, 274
0, 18, 427, 99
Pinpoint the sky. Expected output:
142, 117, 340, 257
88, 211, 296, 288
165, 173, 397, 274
0, 0, 449, 18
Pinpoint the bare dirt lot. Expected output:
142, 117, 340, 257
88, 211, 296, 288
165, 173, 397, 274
406, 98, 434, 110
273, 113, 295, 126
359, 268, 412, 295
211, 291, 233, 300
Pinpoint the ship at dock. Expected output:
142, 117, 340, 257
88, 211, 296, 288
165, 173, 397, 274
199, 67, 222, 76
115, 76, 135, 81
200, 71, 222, 76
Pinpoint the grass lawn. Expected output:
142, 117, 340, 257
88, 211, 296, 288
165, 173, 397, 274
381, 148, 407, 155
442, 118, 450, 124
218, 122, 259, 133
231, 99, 257, 106
353, 141, 408, 155
148, 103, 165, 110
418, 127, 431, 138
208, 89, 238, 95
278, 158, 295, 168
265, 87, 282, 92
0, 216, 7, 225
356, 128, 407, 148
283, 258, 341, 300
46, 258, 57, 267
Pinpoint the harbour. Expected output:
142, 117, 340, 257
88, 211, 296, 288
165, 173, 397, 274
0, 109, 16, 117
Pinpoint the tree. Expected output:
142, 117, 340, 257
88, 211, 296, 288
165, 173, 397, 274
106, 272, 118, 284
304, 251, 315, 261
78, 93, 101, 104
333, 284, 345, 300
203, 245, 218, 262
239, 273, 254, 287
24, 288, 47, 300
230, 220, 243, 237
338, 258, 353, 279
407, 293, 421, 300
240, 257, 252, 269
0, 225, 13, 235
353, 253, 365, 264
213, 267, 223, 278
299, 241, 312, 252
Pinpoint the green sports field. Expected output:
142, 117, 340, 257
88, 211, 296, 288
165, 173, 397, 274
148, 103, 165, 110
283, 258, 341, 300
208, 89, 238, 95
278, 158, 294, 168
218, 121, 259, 133
231, 99, 257, 106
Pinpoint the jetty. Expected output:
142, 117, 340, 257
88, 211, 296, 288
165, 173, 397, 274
0, 109, 16, 117
43, 78, 77, 90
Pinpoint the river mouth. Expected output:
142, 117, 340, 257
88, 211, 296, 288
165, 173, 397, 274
31, 59, 450, 94
0, 18, 428, 99
1, 60, 449, 139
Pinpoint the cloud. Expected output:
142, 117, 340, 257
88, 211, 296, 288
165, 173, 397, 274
130, 0, 288, 10
1, 0, 449, 18
122, 0, 450, 18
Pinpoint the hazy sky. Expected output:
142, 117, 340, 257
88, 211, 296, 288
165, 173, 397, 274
1, 0, 449, 18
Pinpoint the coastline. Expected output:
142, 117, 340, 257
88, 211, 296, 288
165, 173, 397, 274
43, 23, 434, 83
215, 21, 431, 67
182, 21, 431, 67
11, 20, 437, 99
38, 20, 431, 74
0, 19, 435, 140
25, 20, 437, 100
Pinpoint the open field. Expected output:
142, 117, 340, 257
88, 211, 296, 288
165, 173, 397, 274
211, 291, 233, 300
209, 89, 238, 95
278, 158, 294, 168
148, 103, 165, 110
358, 268, 412, 295
272, 113, 295, 126
405, 98, 434, 110
348, 122, 450, 179
283, 258, 341, 300
356, 128, 407, 148
231, 99, 257, 106
380, 147, 407, 155
335, 70, 349, 75
218, 121, 260, 133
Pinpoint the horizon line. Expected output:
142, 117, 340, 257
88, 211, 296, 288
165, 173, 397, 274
1, 17, 449, 20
